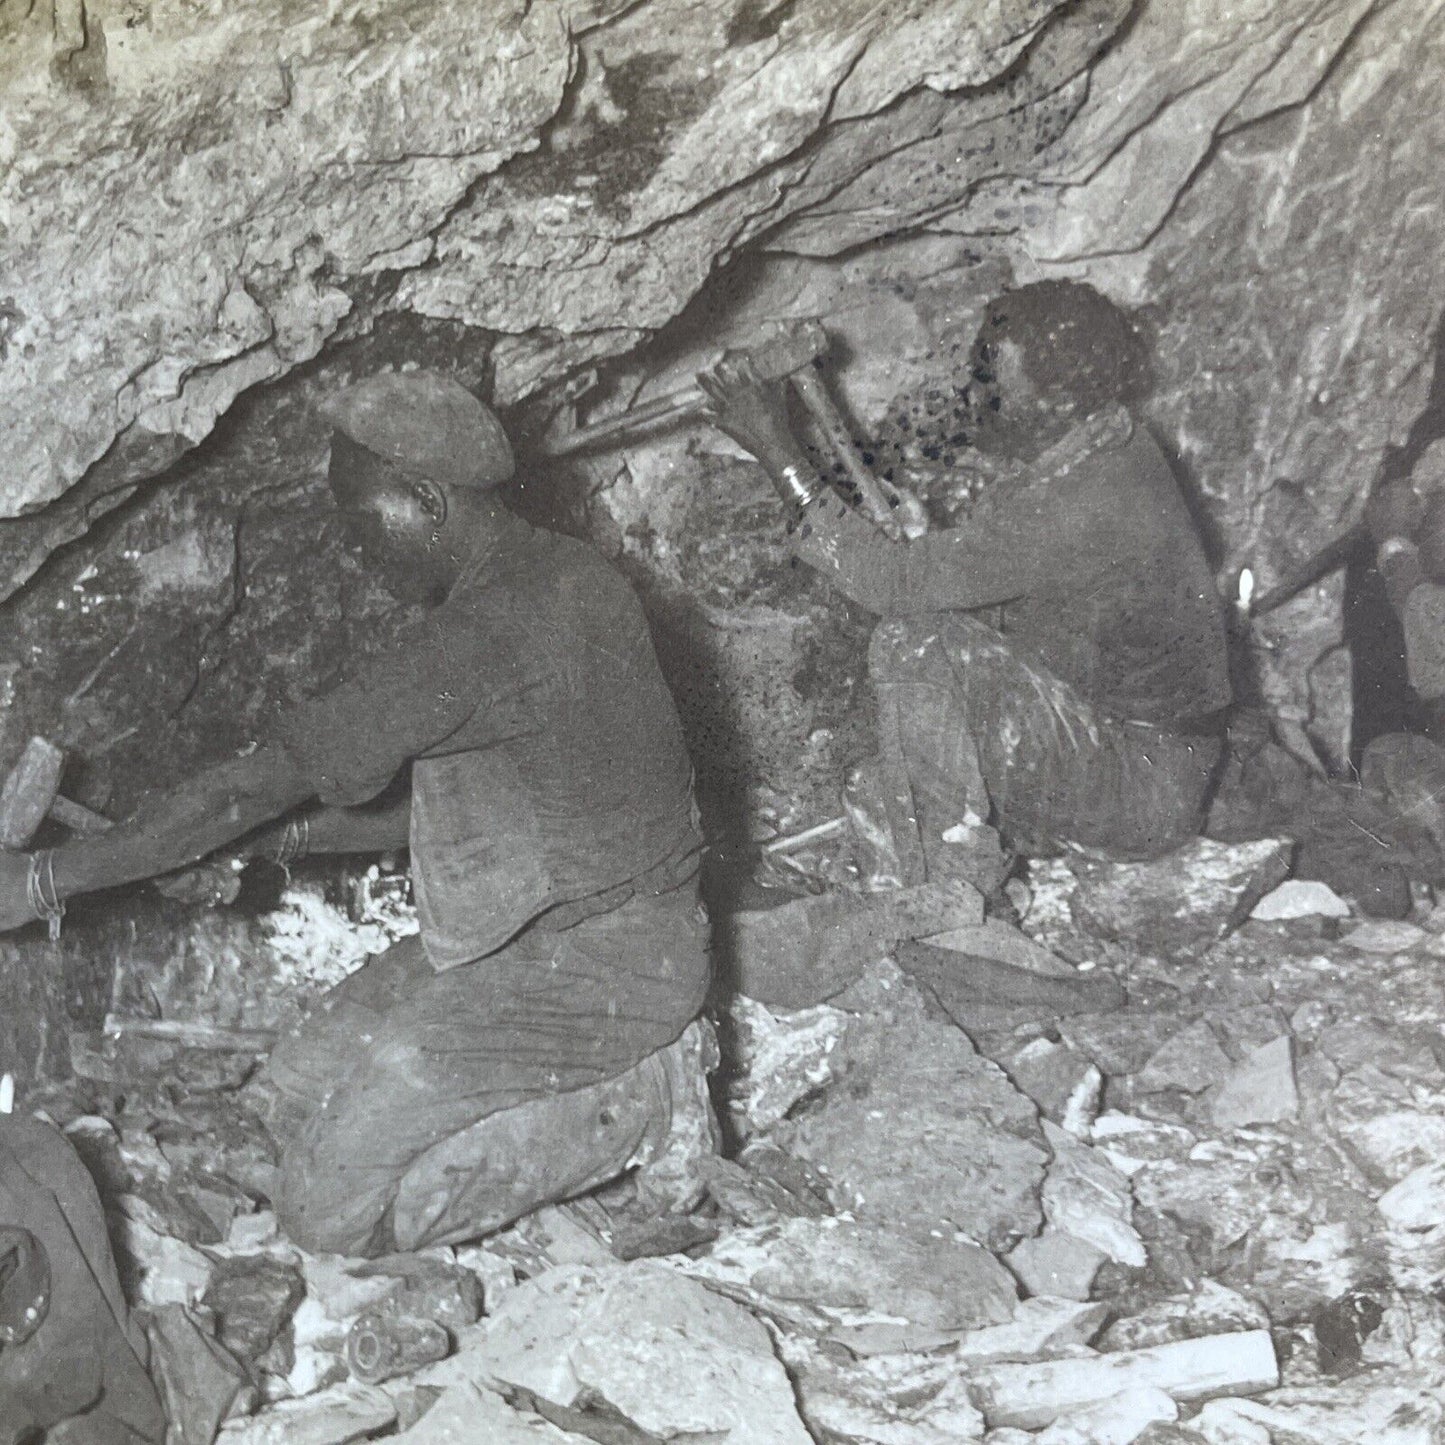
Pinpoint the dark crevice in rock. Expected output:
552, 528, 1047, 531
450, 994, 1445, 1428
1346, 551, 1413, 760
760, 0, 1133, 258
1062, 0, 1385, 265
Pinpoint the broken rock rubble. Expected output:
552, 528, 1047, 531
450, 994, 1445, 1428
1192, 1373, 1445, 1445
771, 959, 1050, 1252
725, 993, 849, 1137
419, 1261, 815, 1445
1031, 1385, 1178, 1445
1210, 1035, 1300, 1130
44, 836, 1445, 1442
1063, 837, 1292, 958
971, 1330, 1280, 1430
683, 1215, 1019, 1331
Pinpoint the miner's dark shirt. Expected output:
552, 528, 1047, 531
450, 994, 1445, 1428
280, 512, 700, 972
794, 406, 1232, 729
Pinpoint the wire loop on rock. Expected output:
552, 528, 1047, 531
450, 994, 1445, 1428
26, 849, 64, 942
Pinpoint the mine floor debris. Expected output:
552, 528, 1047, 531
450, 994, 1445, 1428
10, 848, 1444, 1444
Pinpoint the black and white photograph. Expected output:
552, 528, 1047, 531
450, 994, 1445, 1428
2, 0, 1444, 1440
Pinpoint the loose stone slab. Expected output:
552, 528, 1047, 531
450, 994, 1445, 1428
1007, 1228, 1107, 1302
1066, 838, 1291, 957
778, 974, 1047, 1252
1211, 1037, 1300, 1130
1034, 1385, 1178, 1445
217, 1384, 397, 1445
691, 1216, 1018, 1331
1340, 920, 1428, 954
1040, 1121, 1146, 1269
969, 1330, 1279, 1430
436, 1263, 814, 1445
1136, 1021, 1233, 1096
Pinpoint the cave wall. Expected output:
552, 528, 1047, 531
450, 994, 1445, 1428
2, 0, 1444, 1080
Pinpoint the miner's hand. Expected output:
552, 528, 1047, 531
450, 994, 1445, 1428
696, 356, 799, 467
0, 852, 37, 934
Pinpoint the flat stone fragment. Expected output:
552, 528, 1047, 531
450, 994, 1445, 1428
1193, 1375, 1445, 1445
1008, 1229, 1107, 1302
824, 1321, 964, 1357
395, 1381, 592, 1442
1098, 1281, 1269, 1352
226, 1211, 281, 1250
442, 1263, 813, 1445
970, 1330, 1279, 1430
953, 1297, 1110, 1364
1210, 1037, 1300, 1130
692, 1216, 1018, 1330
922, 919, 1079, 978
1250, 880, 1352, 921
116, 1197, 215, 1307
1062, 1013, 1199, 1079
725, 881, 983, 1008
203, 1254, 306, 1363
1035, 1386, 1178, 1445
727, 995, 849, 1137
1089, 1114, 1199, 1177
1136, 1021, 1233, 1096
783, 1336, 987, 1444
147, 1304, 251, 1445
1007, 1038, 1104, 1134
283, 1342, 348, 1400
1066, 838, 1291, 958
298, 1256, 401, 1326
1040, 1121, 1146, 1269
1324, 1066, 1445, 1186
778, 985, 1047, 1252
217, 1383, 397, 1445
1377, 1160, 1445, 1233
1316, 1023, 1444, 1081
1340, 920, 1428, 954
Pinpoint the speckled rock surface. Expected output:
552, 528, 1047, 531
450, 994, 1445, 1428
4, 0, 1445, 1101
0, 0, 1090, 537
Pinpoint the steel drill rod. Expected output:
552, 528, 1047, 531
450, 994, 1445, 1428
789, 368, 902, 540
544, 390, 708, 456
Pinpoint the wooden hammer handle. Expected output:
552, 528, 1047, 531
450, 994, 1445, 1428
544, 319, 830, 457
789, 367, 904, 540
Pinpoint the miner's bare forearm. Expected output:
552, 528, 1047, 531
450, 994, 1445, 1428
51, 747, 312, 900
308, 794, 411, 853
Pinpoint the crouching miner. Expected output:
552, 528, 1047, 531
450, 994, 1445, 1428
699, 283, 1232, 893
0, 371, 712, 1257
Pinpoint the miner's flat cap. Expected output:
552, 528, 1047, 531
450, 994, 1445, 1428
319, 370, 514, 488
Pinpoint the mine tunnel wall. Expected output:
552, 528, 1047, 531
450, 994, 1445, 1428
3, 0, 1445, 1084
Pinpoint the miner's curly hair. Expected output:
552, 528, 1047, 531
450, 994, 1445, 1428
971, 280, 1153, 415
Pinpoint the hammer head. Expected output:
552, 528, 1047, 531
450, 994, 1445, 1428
0, 737, 64, 850
725, 318, 829, 382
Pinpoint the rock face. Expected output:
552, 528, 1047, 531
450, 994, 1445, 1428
4, 0, 1445, 1081
6, 0, 1440, 637
0, 0, 1096, 532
